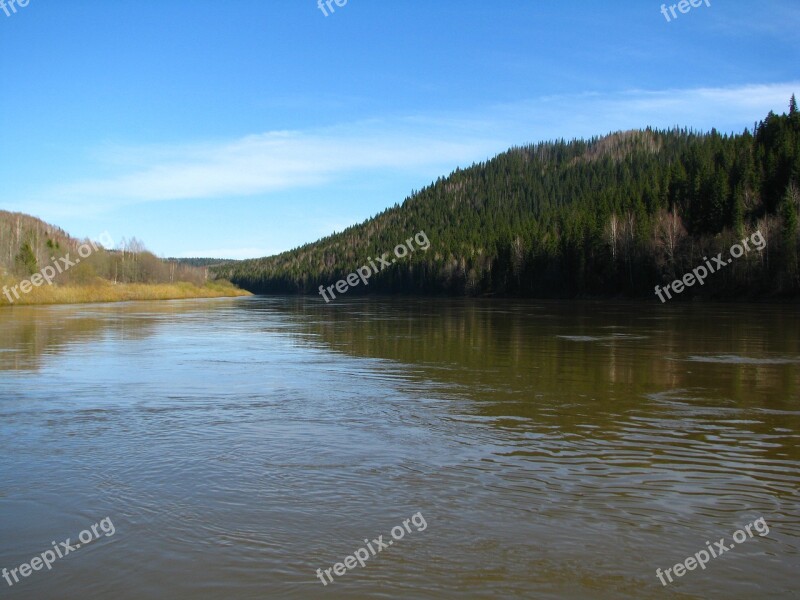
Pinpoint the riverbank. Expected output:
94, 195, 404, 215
0, 279, 251, 307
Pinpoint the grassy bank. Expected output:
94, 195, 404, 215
0, 278, 251, 307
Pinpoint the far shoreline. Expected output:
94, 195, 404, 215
237, 290, 800, 305
0, 280, 251, 308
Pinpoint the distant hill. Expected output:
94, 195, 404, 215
167, 257, 239, 268
215, 99, 800, 299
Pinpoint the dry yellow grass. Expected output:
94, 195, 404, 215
0, 277, 251, 307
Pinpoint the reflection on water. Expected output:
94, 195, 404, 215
0, 303, 182, 371
0, 297, 798, 599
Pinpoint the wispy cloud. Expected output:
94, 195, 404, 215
488, 83, 799, 138
15, 82, 798, 217
37, 128, 498, 210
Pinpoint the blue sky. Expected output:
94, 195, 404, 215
0, 0, 798, 258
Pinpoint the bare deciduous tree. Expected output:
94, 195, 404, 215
606, 214, 619, 262
655, 208, 686, 277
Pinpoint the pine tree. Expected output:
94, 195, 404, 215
15, 242, 38, 275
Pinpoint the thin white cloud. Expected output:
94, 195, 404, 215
488, 83, 799, 138
14, 82, 799, 218
40, 128, 497, 208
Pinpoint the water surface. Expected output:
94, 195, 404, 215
0, 297, 798, 599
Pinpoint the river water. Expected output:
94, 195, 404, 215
0, 297, 798, 599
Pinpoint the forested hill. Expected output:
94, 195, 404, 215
215, 100, 800, 299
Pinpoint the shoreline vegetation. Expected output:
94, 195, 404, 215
0, 279, 250, 307
0, 211, 250, 308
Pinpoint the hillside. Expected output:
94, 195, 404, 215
215, 100, 800, 300
0, 212, 248, 305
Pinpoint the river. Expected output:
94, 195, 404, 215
0, 297, 798, 599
